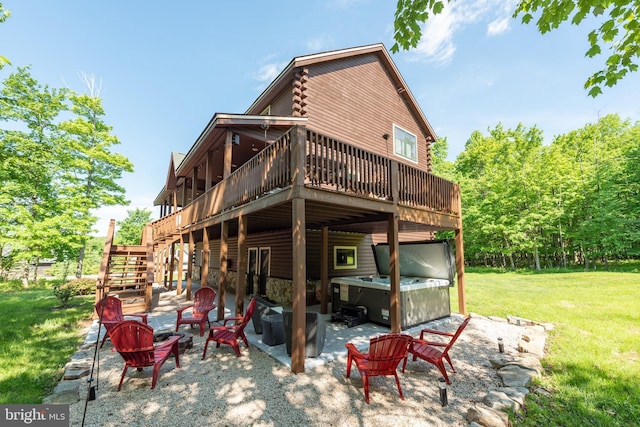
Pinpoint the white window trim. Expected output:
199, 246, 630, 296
392, 124, 419, 163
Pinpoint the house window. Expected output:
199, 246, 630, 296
334, 246, 357, 270
261, 105, 271, 115
393, 124, 417, 162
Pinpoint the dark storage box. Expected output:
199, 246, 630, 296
261, 314, 285, 346
252, 296, 280, 334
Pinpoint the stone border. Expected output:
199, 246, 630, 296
465, 314, 553, 427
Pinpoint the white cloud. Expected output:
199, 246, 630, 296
329, 0, 368, 9
253, 62, 286, 83
306, 35, 333, 52
409, 0, 516, 64
487, 17, 510, 36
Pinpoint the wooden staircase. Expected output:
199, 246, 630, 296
95, 219, 154, 315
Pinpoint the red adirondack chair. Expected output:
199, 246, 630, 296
109, 320, 181, 391
202, 297, 257, 358
95, 295, 148, 348
175, 286, 217, 336
402, 316, 471, 384
345, 333, 413, 404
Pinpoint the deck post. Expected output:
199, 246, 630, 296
320, 226, 329, 314
144, 225, 154, 311
454, 186, 467, 314
202, 227, 210, 287
236, 215, 248, 315
191, 167, 197, 204
390, 160, 400, 203
291, 197, 306, 373
176, 234, 184, 295
187, 230, 194, 300
172, 188, 178, 213
162, 244, 169, 289
218, 221, 228, 320
291, 125, 307, 374
388, 212, 401, 333
168, 241, 175, 291
224, 130, 233, 177
153, 243, 160, 283
205, 150, 214, 192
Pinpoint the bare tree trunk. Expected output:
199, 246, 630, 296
534, 248, 541, 272
76, 244, 85, 278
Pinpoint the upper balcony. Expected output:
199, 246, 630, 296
151, 126, 461, 242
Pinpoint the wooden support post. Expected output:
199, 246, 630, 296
390, 160, 399, 203
388, 213, 401, 333
191, 167, 197, 204
218, 221, 228, 321
202, 227, 210, 288
162, 244, 169, 289
455, 209, 467, 315
236, 215, 248, 316
144, 224, 154, 312
291, 197, 306, 374
154, 247, 161, 283
172, 189, 178, 213
320, 226, 328, 314
177, 234, 184, 295
168, 241, 175, 291
205, 151, 214, 192
187, 230, 194, 301
224, 130, 233, 178
455, 228, 467, 314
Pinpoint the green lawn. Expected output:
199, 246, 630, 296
0, 284, 94, 404
451, 268, 640, 426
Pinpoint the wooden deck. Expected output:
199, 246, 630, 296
151, 127, 460, 242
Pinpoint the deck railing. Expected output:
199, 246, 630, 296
398, 162, 459, 214
305, 130, 391, 199
152, 126, 459, 241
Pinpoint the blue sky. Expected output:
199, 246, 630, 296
2, 0, 639, 235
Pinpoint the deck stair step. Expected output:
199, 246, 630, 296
94, 221, 154, 316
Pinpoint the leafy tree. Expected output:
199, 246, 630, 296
116, 208, 153, 245
58, 74, 133, 277
551, 114, 639, 268
455, 123, 548, 269
0, 68, 132, 282
392, 0, 640, 96
0, 66, 68, 283
429, 136, 456, 180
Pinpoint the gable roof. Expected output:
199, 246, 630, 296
246, 43, 436, 142
154, 151, 186, 205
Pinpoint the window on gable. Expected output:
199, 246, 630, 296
261, 105, 271, 115
393, 124, 417, 162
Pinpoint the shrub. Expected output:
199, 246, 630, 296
0, 279, 24, 291
52, 278, 96, 306
53, 284, 75, 306
65, 278, 96, 295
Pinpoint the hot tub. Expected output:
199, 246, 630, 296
331, 240, 454, 329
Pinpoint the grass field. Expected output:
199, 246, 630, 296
0, 283, 94, 404
451, 267, 640, 426
1, 268, 638, 426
